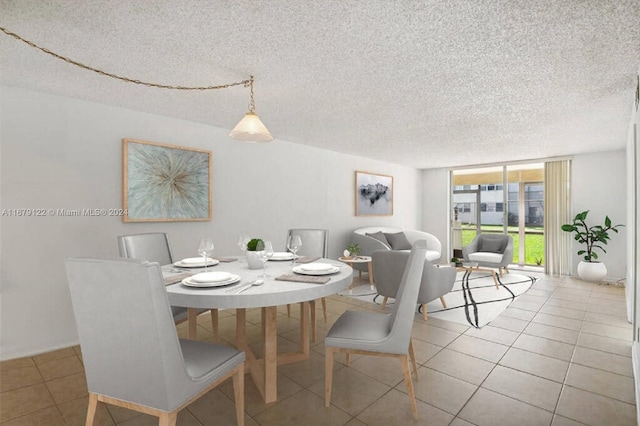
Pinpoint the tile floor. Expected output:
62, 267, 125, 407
1, 273, 636, 425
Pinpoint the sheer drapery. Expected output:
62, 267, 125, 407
544, 160, 572, 275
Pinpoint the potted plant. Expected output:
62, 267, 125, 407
343, 243, 360, 259
451, 257, 462, 267
245, 238, 265, 269
561, 210, 623, 281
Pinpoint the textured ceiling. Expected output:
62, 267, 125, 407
1, 1, 639, 169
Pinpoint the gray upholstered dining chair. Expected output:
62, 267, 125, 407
65, 257, 245, 426
372, 250, 456, 320
117, 232, 218, 341
462, 233, 514, 276
286, 228, 329, 340
325, 240, 428, 420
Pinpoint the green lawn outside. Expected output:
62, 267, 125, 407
461, 226, 544, 266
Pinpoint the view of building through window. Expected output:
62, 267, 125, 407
451, 163, 544, 266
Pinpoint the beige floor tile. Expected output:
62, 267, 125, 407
44, 372, 88, 405
413, 367, 477, 415
580, 321, 632, 341
278, 351, 328, 388
499, 348, 569, 383
458, 388, 553, 426
571, 346, 633, 377
565, 363, 635, 404
545, 298, 588, 311
482, 365, 562, 411
450, 418, 477, 426
551, 414, 588, 426
0, 383, 56, 423
220, 372, 303, 417
556, 385, 636, 426
584, 303, 628, 318
349, 354, 405, 388
57, 396, 115, 426
532, 312, 583, 331
356, 388, 454, 426
509, 298, 546, 312
308, 365, 390, 416
501, 307, 537, 321
0, 365, 43, 393
423, 316, 470, 333
411, 323, 460, 347
576, 332, 632, 357
447, 334, 509, 363
583, 312, 633, 329
186, 388, 245, 426
489, 315, 529, 332
0, 406, 66, 426
587, 297, 627, 311
37, 355, 84, 381
0, 357, 35, 371
425, 348, 495, 385
549, 289, 591, 302
512, 334, 575, 361
410, 338, 443, 364
463, 325, 520, 346
254, 388, 352, 426
32, 347, 78, 365
524, 322, 579, 345
538, 305, 586, 320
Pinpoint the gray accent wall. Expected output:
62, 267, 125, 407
0, 86, 422, 360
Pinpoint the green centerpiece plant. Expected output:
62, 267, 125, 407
561, 210, 623, 281
245, 238, 264, 269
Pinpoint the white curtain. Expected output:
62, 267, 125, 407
544, 160, 572, 275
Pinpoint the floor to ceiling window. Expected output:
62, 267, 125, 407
451, 163, 545, 267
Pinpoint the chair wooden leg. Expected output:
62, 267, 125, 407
408, 339, 419, 381
85, 392, 99, 426
210, 309, 219, 342
439, 296, 447, 308
321, 297, 327, 323
309, 300, 317, 342
187, 308, 197, 339
325, 347, 335, 408
346, 353, 351, 367
400, 355, 419, 420
422, 304, 427, 321
233, 364, 245, 426
287, 304, 291, 317
158, 411, 177, 426
381, 296, 388, 310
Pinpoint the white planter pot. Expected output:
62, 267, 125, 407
577, 261, 607, 282
246, 252, 263, 270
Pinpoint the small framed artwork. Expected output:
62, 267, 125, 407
123, 139, 212, 222
355, 171, 394, 216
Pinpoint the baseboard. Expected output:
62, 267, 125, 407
632, 342, 640, 422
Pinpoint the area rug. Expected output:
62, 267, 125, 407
339, 271, 537, 328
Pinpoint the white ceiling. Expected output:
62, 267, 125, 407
1, 1, 639, 169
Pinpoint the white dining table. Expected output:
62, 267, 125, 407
163, 258, 352, 403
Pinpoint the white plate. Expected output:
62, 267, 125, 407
181, 274, 240, 288
293, 265, 340, 276
190, 271, 233, 283
174, 258, 219, 268
270, 252, 294, 261
299, 262, 334, 271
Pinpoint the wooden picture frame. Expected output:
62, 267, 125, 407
122, 139, 212, 222
355, 171, 394, 216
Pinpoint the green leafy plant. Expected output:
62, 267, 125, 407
346, 243, 360, 256
246, 238, 263, 252
561, 210, 623, 262
451, 257, 459, 263
534, 257, 543, 266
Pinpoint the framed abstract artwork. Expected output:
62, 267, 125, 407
355, 171, 394, 216
122, 139, 212, 222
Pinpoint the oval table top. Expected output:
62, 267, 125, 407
164, 258, 353, 309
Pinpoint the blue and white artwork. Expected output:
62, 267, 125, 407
123, 139, 211, 222
355, 171, 393, 216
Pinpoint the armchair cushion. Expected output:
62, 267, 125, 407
384, 232, 412, 250
480, 239, 504, 253
366, 231, 390, 248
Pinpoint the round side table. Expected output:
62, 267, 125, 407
339, 256, 374, 289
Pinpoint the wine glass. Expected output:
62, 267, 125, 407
287, 235, 302, 266
237, 234, 250, 262
256, 240, 274, 279
198, 238, 215, 271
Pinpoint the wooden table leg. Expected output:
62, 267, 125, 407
263, 306, 278, 403
187, 308, 197, 339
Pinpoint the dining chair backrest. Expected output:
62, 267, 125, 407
287, 229, 328, 258
385, 240, 428, 352
117, 232, 173, 265
65, 257, 195, 410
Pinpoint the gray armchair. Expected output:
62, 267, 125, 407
65, 258, 245, 426
462, 233, 514, 276
372, 249, 456, 320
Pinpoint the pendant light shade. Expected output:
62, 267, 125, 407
229, 111, 274, 142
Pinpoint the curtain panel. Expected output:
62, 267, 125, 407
544, 160, 572, 275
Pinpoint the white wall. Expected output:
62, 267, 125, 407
421, 152, 628, 281
0, 86, 422, 360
